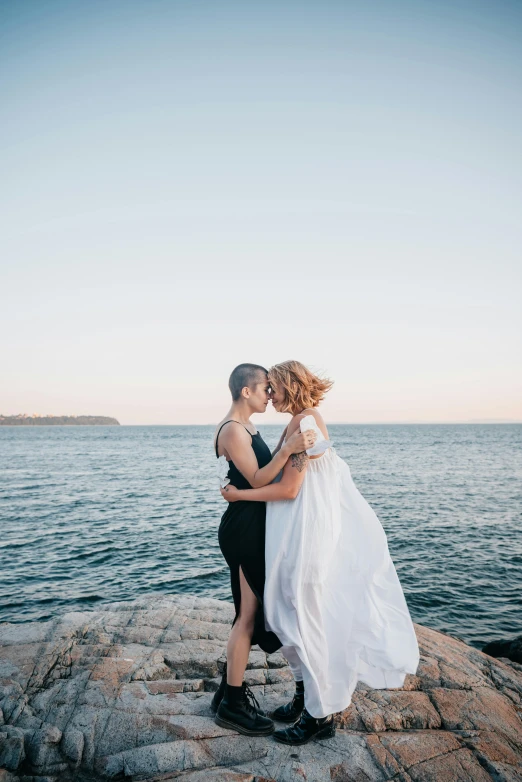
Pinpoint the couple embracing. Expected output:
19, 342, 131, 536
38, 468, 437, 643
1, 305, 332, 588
212, 361, 419, 746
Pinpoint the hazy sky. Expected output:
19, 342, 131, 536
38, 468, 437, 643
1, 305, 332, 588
2, 0, 521, 424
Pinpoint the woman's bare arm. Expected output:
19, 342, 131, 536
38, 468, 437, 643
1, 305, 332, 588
220, 409, 328, 502
218, 422, 314, 489
222, 448, 309, 501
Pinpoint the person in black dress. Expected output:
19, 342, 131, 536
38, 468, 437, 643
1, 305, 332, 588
212, 363, 316, 736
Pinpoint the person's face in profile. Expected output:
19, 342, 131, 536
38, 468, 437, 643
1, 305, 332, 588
269, 380, 285, 413
245, 373, 270, 413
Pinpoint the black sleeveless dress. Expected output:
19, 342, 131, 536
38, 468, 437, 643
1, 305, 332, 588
215, 421, 282, 654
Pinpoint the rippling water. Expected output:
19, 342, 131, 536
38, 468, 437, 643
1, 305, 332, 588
1, 424, 520, 649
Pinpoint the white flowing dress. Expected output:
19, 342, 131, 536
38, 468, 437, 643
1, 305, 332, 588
264, 415, 420, 718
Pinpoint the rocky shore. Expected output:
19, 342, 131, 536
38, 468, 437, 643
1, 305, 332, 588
0, 594, 521, 781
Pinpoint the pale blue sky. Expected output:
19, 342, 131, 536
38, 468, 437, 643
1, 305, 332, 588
2, 0, 521, 424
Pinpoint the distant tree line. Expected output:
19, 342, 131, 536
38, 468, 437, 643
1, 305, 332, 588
0, 415, 120, 426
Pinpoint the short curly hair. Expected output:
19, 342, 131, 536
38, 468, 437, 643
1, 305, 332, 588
268, 360, 333, 415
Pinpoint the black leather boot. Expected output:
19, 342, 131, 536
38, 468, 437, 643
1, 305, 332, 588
210, 662, 227, 714
273, 708, 335, 745
271, 680, 304, 722
211, 663, 266, 716
215, 683, 275, 736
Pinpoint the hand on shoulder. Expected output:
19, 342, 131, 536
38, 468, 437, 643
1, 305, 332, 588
293, 408, 329, 441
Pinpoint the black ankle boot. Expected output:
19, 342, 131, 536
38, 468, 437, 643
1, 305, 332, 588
210, 662, 227, 714
210, 663, 266, 716
273, 708, 335, 745
271, 680, 304, 722
215, 682, 274, 736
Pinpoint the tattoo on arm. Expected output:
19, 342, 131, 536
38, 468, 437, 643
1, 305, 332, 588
291, 451, 309, 472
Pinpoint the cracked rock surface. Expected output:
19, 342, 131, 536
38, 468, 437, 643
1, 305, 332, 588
0, 594, 521, 781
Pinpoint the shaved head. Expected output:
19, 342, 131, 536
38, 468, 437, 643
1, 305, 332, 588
229, 363, 268, 401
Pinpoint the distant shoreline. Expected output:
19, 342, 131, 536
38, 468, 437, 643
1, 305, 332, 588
0, 415, 120, 426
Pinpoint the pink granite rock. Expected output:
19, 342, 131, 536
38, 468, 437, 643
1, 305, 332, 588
0, 595, 520, 781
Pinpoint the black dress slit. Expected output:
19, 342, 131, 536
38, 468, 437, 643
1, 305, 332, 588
215, 421, 282, 654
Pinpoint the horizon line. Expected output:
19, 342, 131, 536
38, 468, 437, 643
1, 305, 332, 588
120, 420, 522, 426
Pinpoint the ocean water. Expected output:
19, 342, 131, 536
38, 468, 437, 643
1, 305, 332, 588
1, 424, 520, 650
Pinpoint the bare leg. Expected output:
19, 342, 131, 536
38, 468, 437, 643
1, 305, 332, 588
226, 566, 258, 686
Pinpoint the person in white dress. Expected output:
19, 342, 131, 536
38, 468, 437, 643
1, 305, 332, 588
221, 360, 420, 745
